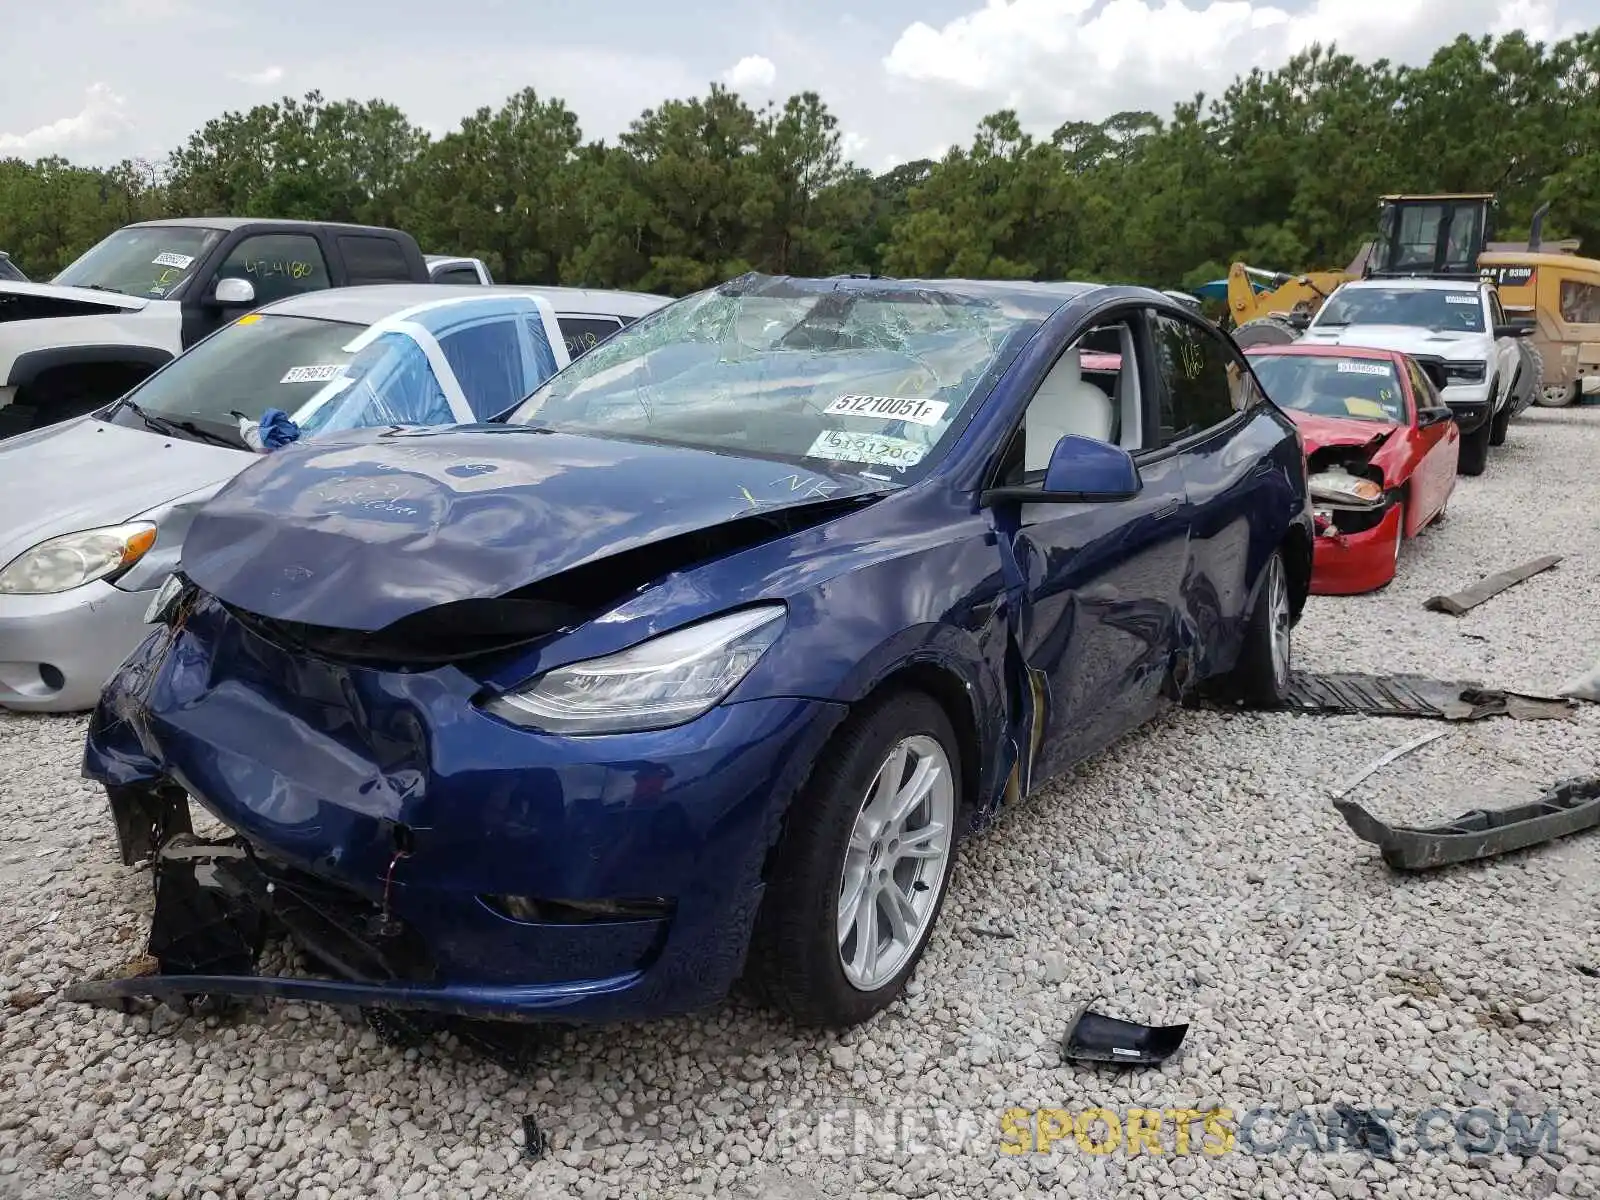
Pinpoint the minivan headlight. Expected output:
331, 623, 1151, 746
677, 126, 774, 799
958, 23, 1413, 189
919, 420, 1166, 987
483, 605, 786, 734
0, 522, 157, 595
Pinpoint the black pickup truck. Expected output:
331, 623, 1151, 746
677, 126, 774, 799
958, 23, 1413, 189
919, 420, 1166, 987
0, 218, 437, 437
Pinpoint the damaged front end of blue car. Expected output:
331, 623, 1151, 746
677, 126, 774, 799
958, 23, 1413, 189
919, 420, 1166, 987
71, 423, 885, 1025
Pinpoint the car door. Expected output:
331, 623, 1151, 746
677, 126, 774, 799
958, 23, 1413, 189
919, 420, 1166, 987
1146, 305, 1296, 681
991, 306, 1193, 780
180, 231, 334, 349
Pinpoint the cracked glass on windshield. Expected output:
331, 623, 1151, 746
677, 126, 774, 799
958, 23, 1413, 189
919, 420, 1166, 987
54, 226, 222, 299
506, 275, 1047, 483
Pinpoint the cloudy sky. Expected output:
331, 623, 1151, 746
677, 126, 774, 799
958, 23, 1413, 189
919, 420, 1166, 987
2, 0, 1593, 171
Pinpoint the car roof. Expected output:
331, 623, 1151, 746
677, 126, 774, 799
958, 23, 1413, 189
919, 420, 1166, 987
255, 284, 671, 323
127, 217, 408, 235
1337, 277, 1482, 292
1245, 344, 1405, 361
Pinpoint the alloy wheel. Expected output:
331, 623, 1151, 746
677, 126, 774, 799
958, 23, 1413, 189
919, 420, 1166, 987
1267, 555, 1291, 692
837, 735, 955, 992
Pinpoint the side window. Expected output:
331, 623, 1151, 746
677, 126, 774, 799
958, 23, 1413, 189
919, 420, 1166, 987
1489, 291, 1506, 328
558, 315, 624, 360
214, 234, 330, 305
1560, 280, 1600, 325
1150, 313, 1237, 445
438, 318, 528, 420
994, 316, 1142, 487
433, 266, 481, 285
339, 236, 413, 284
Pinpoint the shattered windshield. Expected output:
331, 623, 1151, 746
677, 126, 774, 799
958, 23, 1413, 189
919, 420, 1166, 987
54, 226, 221, 299
1250, 354, 1409, 423
1315, 287, 1485, 333
506, 275, 1048, 483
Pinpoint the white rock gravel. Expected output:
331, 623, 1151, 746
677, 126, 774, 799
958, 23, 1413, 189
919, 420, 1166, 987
2, 408, 1600, 1199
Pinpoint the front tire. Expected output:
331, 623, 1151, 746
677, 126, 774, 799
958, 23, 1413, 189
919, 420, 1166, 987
1217, 550, 1292, 706
1458, 418, 1491, 476
747, 691, 962, 1028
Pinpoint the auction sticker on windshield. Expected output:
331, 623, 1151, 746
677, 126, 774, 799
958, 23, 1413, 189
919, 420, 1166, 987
151, 252, 195, 269
807, 429, 928, 468
1337, 361, 1391, 376
280, 365, 344, 384
824, 395, 950, 426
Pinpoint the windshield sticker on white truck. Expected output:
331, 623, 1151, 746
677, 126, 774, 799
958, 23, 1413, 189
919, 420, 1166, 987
824, 395, 950, 426
151, 252, 195, 270
1337, 361, 1392, 376
806, 429, 928, 469
1445, 294, 1477, 304
280, 364, 344, 384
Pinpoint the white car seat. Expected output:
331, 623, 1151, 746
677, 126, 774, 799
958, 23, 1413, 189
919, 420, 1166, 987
1024, 347, 1117, 471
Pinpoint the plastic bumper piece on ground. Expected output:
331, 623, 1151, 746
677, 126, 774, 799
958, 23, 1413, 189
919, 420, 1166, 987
1309, 504, 1402, 595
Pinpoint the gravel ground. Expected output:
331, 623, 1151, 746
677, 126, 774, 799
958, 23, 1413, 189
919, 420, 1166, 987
2, 407, 1599, 1200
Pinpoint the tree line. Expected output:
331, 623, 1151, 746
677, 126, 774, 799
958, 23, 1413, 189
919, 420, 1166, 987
3, 29, 1597, 296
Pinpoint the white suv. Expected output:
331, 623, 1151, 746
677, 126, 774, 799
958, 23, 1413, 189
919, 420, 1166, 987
1298, 278, 1529, 475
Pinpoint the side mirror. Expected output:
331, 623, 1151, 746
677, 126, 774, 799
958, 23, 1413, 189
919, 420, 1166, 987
1417, 405, 1455, 428
982, 435, 1142, 506
1493, 323, 1531, 339
1286, 311, 1312, 330
1417, 360, 1451, 392
213, 277, 256, 307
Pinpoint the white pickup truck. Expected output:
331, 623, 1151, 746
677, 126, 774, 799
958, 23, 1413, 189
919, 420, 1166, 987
1297, 277, 1532, 475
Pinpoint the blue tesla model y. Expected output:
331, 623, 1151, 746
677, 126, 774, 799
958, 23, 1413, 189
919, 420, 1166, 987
82, 273, 1311, 1029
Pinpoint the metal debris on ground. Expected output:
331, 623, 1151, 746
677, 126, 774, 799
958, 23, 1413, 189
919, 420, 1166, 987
1332, 775, 1600, 870
1329, 729, 1453, 798
1422, 554, 1562, 615
1061, 1001, 1188, 1066
1278, 671, 1577, 722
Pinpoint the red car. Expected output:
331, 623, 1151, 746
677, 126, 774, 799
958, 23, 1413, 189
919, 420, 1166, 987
1245, 344, 1460, 595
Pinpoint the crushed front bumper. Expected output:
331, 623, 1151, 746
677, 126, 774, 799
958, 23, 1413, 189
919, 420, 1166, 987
1310, 503, 1403, 595
79, 605, 847, 1024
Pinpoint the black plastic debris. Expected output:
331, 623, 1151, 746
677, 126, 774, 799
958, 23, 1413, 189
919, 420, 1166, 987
1333, 775, 1600, 870
1423, 554, 1561, 616
146, 838, 266, 977
1062, 1001, 1188, 1066
1331, 1103, 1396, 1159
521, 1115, 548, 1162
1277, 671, 1576, 723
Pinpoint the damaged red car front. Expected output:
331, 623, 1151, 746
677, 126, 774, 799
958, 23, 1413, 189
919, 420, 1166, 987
1246, 345, 1459, 595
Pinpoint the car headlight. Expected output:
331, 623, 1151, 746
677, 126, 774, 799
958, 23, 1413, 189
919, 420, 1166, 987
0, 522, 158, 595
1443, 360, 1486, 383
1307, 470, 1384, 509
483, 605, 786, 734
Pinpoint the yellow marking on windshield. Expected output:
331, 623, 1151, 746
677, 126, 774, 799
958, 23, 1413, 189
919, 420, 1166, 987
235, 314, 263, 326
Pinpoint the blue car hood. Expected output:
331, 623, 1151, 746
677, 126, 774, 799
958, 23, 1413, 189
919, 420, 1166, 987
179, 424, 880, 630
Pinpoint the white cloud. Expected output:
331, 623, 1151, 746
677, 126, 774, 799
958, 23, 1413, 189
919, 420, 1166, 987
882, 0, 1570, 132
722, 54, 778, 92
840, 130, 870, 163
0, 83, 131, 155
231, 65, 285, 86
